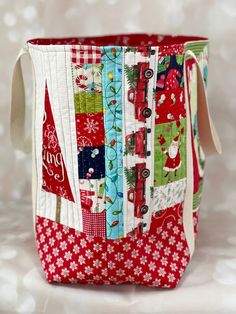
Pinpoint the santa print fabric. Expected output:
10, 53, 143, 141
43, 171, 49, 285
33, 35, 210, 288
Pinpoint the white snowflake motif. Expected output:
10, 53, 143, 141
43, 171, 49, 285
85, 249, 93, 259
143, 272, 152, 282
94, 275, 101, 281
148, 234, 156, 244
77, 272, 85, 280
153, 250, 160, 260
168, 236, 176, 245
137, 239, 143, 248
102, 268, 108, 277
52, 247, 59, 256
108, 261, 116, 269
37, 224, 43, 233
161, 231, 168, 240
43, 244, 49, 253
181, 257, 188, 267
93, 243, 102, 252
170, 262, 178, 272
60, 241, 67, 251
107, 244, 114, 254
73, 244, 80, 254
184, 247, 189, 256
85, 266, 93, 275
178, 217, 183, 225
126, 275, 135, 282
56, 257, 64, 267
70, 261, 78, 271
56, 231, 62, 240
134, 266, 142, 276
93, 259, 102, 268
101, 252, 107, 260
166, 221, 173, 229
179, 268, 184, 277
86, 234, 94, 243
40, 234, 45, 243
43, 218, 49, 227
173, 252, 179, 261
158, 267, 166, 277
180, 231, 186, 241
144, 244, 151, 254
173, 226, 179, 234
46, 228, 52, 237
164, 247, 171, 256
168, 273, 175, 283
147, 261, 156, 272
156, 227, 163, 234
153, 278, 161, 287
161, 257, 168, 266
123, 242, 131, 252
52, 222, 58, 230
140, 255, 147, 265
63, 225, 70, 235
48, 264, 56, 274
78, 255, 85, 265
116, 269, 125, 277
68, 235, 75, 244
176, 241, 183, 251
46, 254, 52, 263
64, 251, 72, 261
156, 240, 163, 250
49, 238, 55, 247
124, 259, 133, 269
53, 274, 61, 282
61, 268, 70, 277
131, 249, 139, 259
80, 238, 87, 248
115, 252, 124, 262
84, 117, 99, 134
69, 278, 78, 284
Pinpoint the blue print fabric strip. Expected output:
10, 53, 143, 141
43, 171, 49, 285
101, 46, 124, 239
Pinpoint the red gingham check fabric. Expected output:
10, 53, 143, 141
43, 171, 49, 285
71, 45, 101, 64
82, 209, 106, 237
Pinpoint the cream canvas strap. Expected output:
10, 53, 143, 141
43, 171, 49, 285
10, 47, 32, 154
183, 49, 222, 259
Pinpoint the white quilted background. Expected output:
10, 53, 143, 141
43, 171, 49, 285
0, 1, 235, 313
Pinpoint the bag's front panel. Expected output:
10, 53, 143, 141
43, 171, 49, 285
30, 39, 208, 288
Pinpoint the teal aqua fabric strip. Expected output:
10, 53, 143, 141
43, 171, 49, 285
101, 46, 123, 239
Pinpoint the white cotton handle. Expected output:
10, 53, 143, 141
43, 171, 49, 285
185, 49, 222, 156
10, 47, 32, 153
183, 49, 222, 259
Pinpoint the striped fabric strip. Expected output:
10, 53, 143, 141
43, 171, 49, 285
101, 46, 124, 239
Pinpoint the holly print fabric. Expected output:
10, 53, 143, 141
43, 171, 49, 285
32, 35, 210, 288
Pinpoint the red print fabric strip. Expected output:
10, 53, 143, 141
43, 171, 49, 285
75, 112, 105, 147
42, 84, 74, 202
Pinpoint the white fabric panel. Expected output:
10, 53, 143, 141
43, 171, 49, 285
43, 46, 82, 231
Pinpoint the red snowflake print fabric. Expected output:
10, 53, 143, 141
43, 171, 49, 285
35, 201, 190, 288
75, 112, 105, 148
42, 83, 74, 202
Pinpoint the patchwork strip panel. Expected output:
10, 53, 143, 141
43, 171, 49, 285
37, 41, 207, 240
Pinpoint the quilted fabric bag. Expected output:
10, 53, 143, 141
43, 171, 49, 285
11, 34, 222, 288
